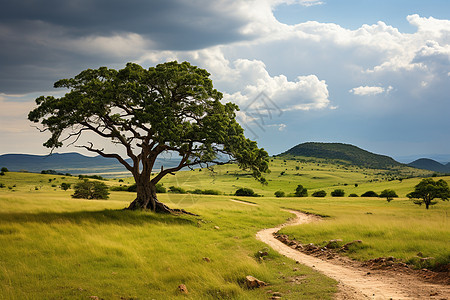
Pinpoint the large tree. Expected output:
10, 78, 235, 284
28, 61, 269, 213
407, 178, 450, 209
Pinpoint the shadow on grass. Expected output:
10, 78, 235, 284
0, 209, 197, 226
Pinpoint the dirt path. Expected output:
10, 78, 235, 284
256, 210, 449, 300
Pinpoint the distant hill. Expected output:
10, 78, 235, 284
407, 158, 450, 173
279, 142, 403, 169
0, 153, 181, 176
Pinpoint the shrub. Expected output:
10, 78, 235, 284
125, 183, 166, 193
274, 190, 285, 197
72, 180, 109, 199
312, 190, 327, 197
295, 185, 308, 197
190, 189, 220, 195
331, 189, 345, 197
235, 187, 258, 197
60, 182, 71, 190
348, 193, 359, 197
361, 191, 378, 197
168, 186, 186, 194
0, 183, 5, 188
0, 171, 4, 176
155, 183, 166, 193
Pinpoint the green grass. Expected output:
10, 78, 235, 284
0, 159, 447, 299
0, 172, 337, 299
277, 196, 450, 269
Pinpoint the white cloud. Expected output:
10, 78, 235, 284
349, 85, 393, 96
221, 59, 330, 112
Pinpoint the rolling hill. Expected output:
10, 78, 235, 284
408, 158, 450, 173
278, 142, 403, 169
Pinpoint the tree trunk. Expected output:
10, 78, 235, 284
126, 180, 197, 215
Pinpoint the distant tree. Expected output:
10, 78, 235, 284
379, 189, 398, 202
60, 182, 71, 191
274, 190, 285, 197
235, 188, 258, 197
28, 61, 269, 214
295, 185, 308, 197
312, 190, 327, 197
1, 167, 8, 172
407, 178, 450, 209
361, 191, 378, 197
331, 189, 345, 197
72, 180, 109, 200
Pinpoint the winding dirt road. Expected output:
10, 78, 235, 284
256, 210, 449, 300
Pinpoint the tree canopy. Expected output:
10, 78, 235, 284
407, 178, 450, 209
28, 61, 269, 213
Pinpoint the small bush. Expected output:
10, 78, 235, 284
274, 190, 285, 197
331, 189, 345, 197
60, 183, 71, 190
0, 183, 5, 188
295, 185, 308, 197
361, 191, 378, 197
235, 188, 258, 197
0, 171, 4, 176
312, 190, 327, 197
190, 189, 221, 195
155, 183, 166, 193
348, 193, 359, 197
168, 186, 187, 194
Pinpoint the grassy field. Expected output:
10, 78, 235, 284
0, 172, 337, 299
0, 159, 448, 299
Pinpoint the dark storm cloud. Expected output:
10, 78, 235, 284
0, 0, 250, 94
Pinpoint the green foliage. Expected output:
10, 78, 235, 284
312, 190, 327, 197
0, 183, 5, 188
168, 186, 187, 194
361, 191, 379, 197
294, 184, 308, 197
155, 183, 167, 193
274, 190, 285, 197
60, 182, 71, 191
235, 187, 258, 197
331, 189, 345, 197
78, 174, 106, 181
72, 180, 109, 200
407, 178, 450, 209
379, 189, 398, 202
0, 171, 4, 176
41, 169, 64, 175
348, 193, 359, 197
1, 167, 8, 172
28, 61, 270, 191
190, 188, 221, 195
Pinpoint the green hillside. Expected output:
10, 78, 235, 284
279, 142, 403, 170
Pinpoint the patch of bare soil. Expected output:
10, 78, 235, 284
256, 210, 450, 300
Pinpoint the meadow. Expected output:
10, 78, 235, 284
0, 158, 448, 299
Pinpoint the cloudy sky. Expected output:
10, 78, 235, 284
1, 0, 449, 162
